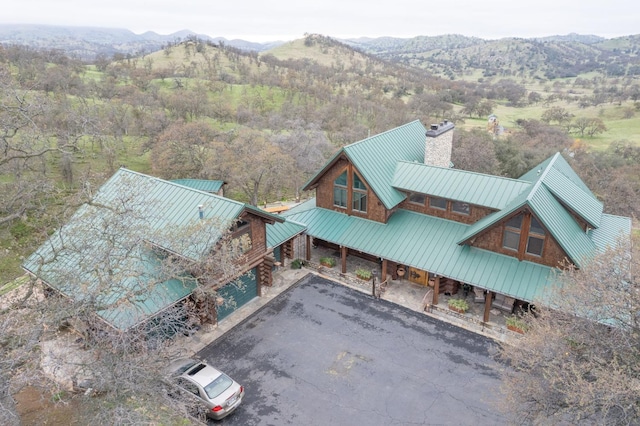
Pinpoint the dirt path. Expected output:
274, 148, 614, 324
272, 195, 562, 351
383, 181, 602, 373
14, 386, 84, 426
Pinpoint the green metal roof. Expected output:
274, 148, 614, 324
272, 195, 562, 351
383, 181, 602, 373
458, 179, 596, 268
457, 153, 610, 268
589, 213, 632, 252
304, 120, 427, 209
91, 169, 246, 260
22, 168, 268, 330
266, 219, 306, 249
520, 153, 602, 228
392, 161, 530, 209
527, 182, 596, 267
287, 205, 553, 302
23, 221, 198, 331
95, 251, 198, 330
171, 179, 224, 193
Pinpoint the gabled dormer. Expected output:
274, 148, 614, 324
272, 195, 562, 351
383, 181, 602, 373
458, 153, 602, 268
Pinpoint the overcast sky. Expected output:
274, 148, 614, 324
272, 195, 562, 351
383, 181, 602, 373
2, 0, 638, 42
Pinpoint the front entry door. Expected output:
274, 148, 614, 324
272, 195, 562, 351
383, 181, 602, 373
408, 267, 428, 286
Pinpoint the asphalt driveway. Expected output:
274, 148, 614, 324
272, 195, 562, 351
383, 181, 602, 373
198, 274, 506, 425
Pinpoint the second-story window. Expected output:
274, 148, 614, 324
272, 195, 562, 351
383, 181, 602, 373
503, 214, 522, 251
429, 197, 447, 210
333, 171, 347, 208
526, 216, 545, 256
409, 193, 426, 205
231, 220, 252, 254
502, 213, 546, 257
452, 201, 470, 215
352, 173, 367, 212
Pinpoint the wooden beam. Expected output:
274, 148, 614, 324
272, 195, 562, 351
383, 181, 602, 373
381, 258, 388, 281
341, 246, 347, 273
306, 234, 311, 261
483, 291, 493, 323
257, 266, 263, 297
433, 276, 440, 305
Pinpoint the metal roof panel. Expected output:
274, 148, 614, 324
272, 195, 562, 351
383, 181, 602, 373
288, 206, 553, 302
392, 161, 530, 209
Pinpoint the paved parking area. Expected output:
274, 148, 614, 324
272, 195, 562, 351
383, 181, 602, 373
198, 274, 506, 425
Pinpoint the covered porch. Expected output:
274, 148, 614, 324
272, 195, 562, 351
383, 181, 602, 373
301, 241, 523, 338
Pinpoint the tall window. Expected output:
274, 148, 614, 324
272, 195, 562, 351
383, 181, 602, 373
231, 220, 252, 253
526, 216, 545, 256
502, 214, 522, 251
333, 171, 347, 208
352, 173, 367, 212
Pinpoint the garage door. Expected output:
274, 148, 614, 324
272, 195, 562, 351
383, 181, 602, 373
273, 246, 282, 269
216, 268, 258, 322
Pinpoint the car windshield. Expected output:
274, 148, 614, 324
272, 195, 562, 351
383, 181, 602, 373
204, 374, 233, 399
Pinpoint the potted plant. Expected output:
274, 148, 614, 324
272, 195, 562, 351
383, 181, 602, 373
355, 268, 372, 281
319, 256, 336, 268
447, 298, 469, 314
506, 316, 527, 334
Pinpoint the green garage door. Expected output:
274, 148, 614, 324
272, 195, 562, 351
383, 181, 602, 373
273, 246, 282, 269
216, 268, 258, 322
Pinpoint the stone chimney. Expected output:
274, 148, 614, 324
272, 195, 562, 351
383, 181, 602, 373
424, 120, 455, 168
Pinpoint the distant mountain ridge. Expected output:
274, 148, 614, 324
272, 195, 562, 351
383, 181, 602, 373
2, 24, 639, 79
0, 24, 284, 59
344, 33, 640, 79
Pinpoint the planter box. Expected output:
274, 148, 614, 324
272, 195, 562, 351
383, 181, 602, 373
356, 274, 371, 281
507, 324, 525, 334
448, 305, 466, 314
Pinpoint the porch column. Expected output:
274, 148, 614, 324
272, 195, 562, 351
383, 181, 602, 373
305, 234, 311, 261
381, 259, 388, 282
483, 291, 493, 323
432, 276, 440, 305
340, 246, 347, 274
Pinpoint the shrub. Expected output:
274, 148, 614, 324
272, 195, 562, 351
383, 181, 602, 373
506, 316, 528, 332
355, 268, 372, 280
448, 298, 469, 312
319, 256, 336, 267
291, 259, 303, 269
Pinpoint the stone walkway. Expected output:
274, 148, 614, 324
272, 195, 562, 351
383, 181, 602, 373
302, 246, 519, 344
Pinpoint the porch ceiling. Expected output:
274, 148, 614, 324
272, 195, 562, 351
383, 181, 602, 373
285, 206, 554, 302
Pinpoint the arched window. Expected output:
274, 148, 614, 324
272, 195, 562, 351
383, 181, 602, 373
333, 171, 347, 208
352, 173, 367, 212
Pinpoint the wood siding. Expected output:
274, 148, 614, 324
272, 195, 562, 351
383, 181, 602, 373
314, 157, 388, 223
399, 195, 495, 225
470, 218, 569, 268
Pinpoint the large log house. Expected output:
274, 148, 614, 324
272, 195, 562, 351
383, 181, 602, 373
283, 120, 631, 322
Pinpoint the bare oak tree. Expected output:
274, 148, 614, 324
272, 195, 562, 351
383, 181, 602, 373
499, 239, 640, 425
1, 173, 249, 425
